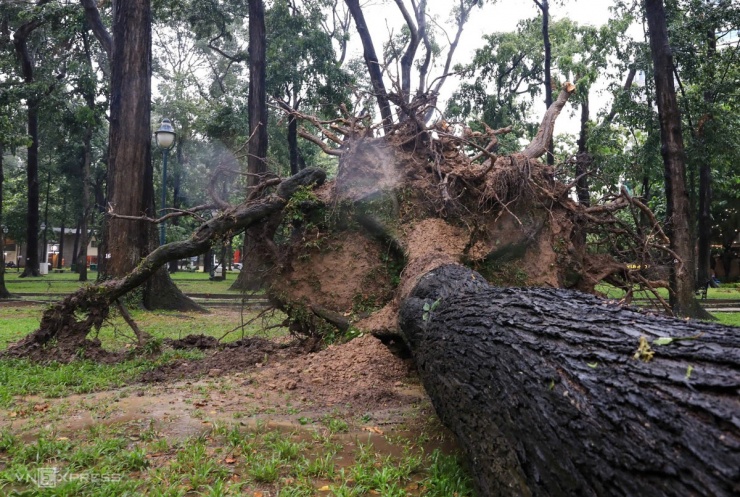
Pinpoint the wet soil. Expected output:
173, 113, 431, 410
2, 334, 436, 448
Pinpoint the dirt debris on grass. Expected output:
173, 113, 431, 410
142, 334, 418, 414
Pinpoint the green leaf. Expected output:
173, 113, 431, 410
423, 302, 431, 312
652, 337, 674, 346
685, 365, 694, 380
587, 362, 598, 368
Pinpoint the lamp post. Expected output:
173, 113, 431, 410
1, 225, 7, 274
40, 222, 47, 273
154, 118, 176, 246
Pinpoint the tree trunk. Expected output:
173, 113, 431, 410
232, 0, 269, 291
536, 0, 554, 166
696, 28, 716, 288
645, 0, 705, 318
399, 263, 739, 497
105, 0, 197, 310
57, 206, 66, 269
575, 95, 592, 207
393, 0, 420, 103
14, 17, 42, 278
77, 126, 92, 282
105, 0, 153, 279
288, 107, 300, 175
345, 0, 393, 134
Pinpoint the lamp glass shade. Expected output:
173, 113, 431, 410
155, 118, 176, 149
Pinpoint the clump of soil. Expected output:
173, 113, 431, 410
141, 336, 284, 382
166, 334, 219, 350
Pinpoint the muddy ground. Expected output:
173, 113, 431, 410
1, 332, 454, 455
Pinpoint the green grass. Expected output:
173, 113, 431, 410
0, 422, 473, 496
596, 282, 740, 301
714, 313, 740, 327
2, 270, 242, 296
0, 351, 204, 409
0, 304, 287, 352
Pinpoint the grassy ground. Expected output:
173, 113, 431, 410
596, 282, 740, 300
0, 405, 471, 496
0, 304, 474, 496
1, 270, 241, 295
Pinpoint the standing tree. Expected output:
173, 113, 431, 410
83, 0, 199, 309
12, 1, 48, 278
644, 0, 706, 317
231, 0, 269, 291
533, 0, 554, 165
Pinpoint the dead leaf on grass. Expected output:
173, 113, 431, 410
363, 426, 384, 435
33, 403, 49, 412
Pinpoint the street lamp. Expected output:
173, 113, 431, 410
40, 222, 47, 273
154, 118, 176, 246
1, 225, 7, 272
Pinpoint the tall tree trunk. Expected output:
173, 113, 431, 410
394, 0, 420, 103
535, 0, 554, 166
345, 0, 393, 134
0, 144, 11, 298
232, 0, 269, 291
696, 28, 716, 287
106, 0, 199, 310
13, 15, 42, 278
644, 0, 705, 318
105, 0, 153, 279
575, 95, 591, 207
288, 111, 300, 175
168, 139, 184, 273
77, 128, 92, 282
21, 98, 41, 277
40, 169, 51, 271
71, 222, 80, 270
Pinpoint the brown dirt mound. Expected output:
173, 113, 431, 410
142, 334, 418, 414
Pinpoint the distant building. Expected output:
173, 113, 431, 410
7, 228, 99, 270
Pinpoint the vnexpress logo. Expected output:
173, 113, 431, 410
26, 467, 122, 487
31, 467, 59, 488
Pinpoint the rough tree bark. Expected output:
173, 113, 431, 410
534, 0, 554, 166
103, 0, 198, 310
399, 263, 739, 497
232, 0, 269, 291
645, 0, 706, 318
13, 11, 45, 278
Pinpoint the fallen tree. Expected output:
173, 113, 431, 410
3, 80, 731, 495
399, 264, 739, 496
